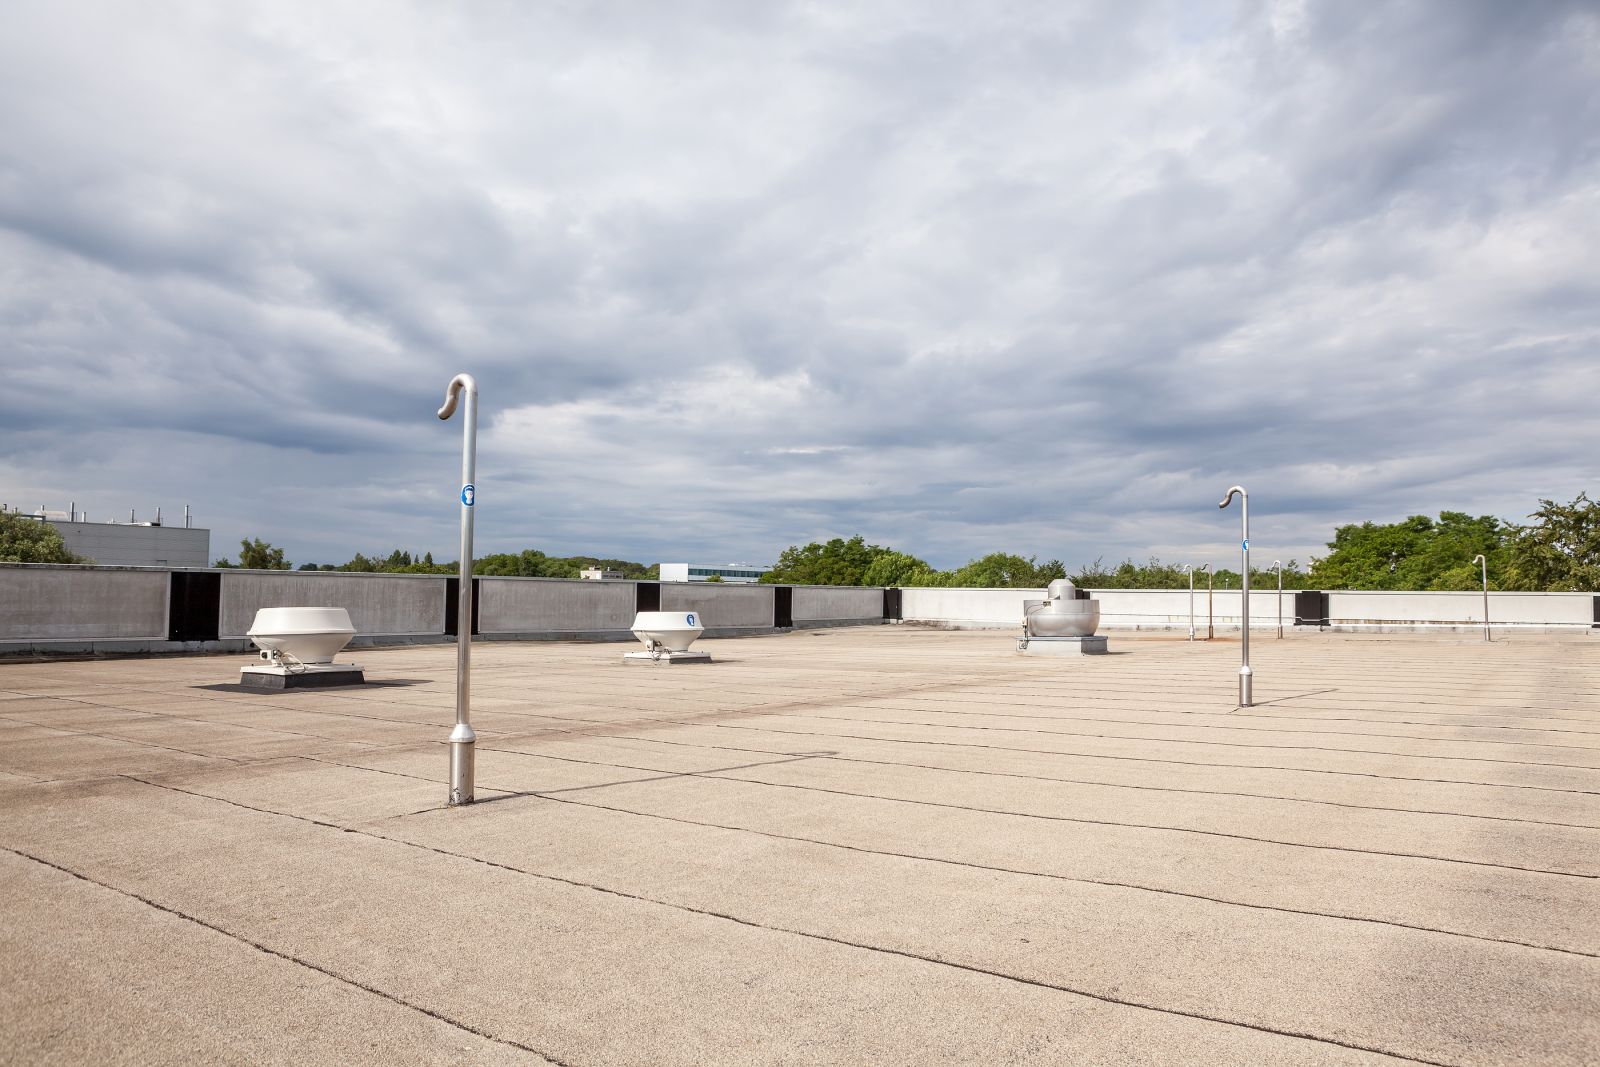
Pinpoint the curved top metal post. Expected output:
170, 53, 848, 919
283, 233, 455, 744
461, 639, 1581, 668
1472, 554, 1490, 642
1182, 564, 1195, 640
1218, 485, 1251, 706
438, 373, 479, 805
437, 373, 477, 421
1271, 560, 1283, 638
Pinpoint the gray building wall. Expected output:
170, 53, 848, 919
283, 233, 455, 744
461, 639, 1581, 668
53, 521, 210, 568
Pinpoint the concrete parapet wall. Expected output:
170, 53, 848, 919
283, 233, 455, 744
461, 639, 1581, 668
0, 566, 169, 641
899, 588, 1027, 628
902, 586, 1597, 632
219, 571, 446, 639
793, 586, 883, 622
1096, 589, 1295, 631
9, 563, 1589, 658
1325, 590, 1593, 628
479, 578, 636, 634
662, 582, 774, 629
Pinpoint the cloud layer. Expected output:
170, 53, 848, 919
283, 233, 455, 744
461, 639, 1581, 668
2, 0, 1597, 569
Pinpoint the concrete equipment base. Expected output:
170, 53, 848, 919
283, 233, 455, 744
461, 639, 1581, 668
1019, 636, 1108, 656
623, 650, 713, 665
239, 663, 365, 689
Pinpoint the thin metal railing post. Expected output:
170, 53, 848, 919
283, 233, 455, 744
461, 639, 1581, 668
1272, 559, 1283, 639
1220, 487, 1251, 706
438, 374, 479, 805
1473, 553, 1490, 642
1204, 564, 1213, 640
1184, 564, 1195, 641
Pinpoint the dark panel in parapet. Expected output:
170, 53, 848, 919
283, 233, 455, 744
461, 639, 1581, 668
636, 582, 661, 613
168, 571, 221, 642
441, 577, 481, 635
1294, 590, 1329, 628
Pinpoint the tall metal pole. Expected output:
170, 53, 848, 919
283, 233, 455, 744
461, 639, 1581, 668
437, 374, 478, 806
1183, 564, 1195, 641
1272, 559, 1283, 639
1220, 486, 1251, 707
1473, 553, 1490, 642
1203, 563, 1213, 639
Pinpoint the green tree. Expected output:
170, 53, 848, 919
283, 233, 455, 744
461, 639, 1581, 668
562, 555, 656, 580
703, 574, 724, 582
474, 549, 573, 578
234, 538, 290, 570
862, 550, 939, 587
1308, 512, 1509, 590
762, 536, 890, 585
329, 546, 652, 578
1504, 493, 1600, 591
1071, 556, 1312, 590
948, 553, 1059, 588
0, 511, 90, 564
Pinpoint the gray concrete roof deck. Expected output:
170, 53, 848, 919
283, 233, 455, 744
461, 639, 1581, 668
1, 628, 1596, 1065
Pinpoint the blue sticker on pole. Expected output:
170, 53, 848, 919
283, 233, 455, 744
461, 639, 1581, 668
461, 484, 475, 507
1242, 539, 1249, 551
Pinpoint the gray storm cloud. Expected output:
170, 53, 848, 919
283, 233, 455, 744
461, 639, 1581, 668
1, 0, 1596, 569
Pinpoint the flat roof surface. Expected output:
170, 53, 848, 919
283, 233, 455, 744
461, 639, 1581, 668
2, 627, 1596, 1065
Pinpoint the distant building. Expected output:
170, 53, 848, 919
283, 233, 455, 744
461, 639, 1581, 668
10, 505, 210, 568
659, 562, 769, 583
579, 568, 624, 580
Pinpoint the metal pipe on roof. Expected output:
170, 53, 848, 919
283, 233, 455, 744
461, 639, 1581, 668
1182, 564, 1195, 641
1473, 554, 1491, 642
438, 373, 479, 806
1271, 560, 1283, 639
1219, 486, 1252, 706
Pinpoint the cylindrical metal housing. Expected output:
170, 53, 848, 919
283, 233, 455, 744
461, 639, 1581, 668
1024, 598, 1100, 637
449, 725, 476, 806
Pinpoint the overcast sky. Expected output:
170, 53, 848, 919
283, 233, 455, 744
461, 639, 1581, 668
2, 1, 1597, 571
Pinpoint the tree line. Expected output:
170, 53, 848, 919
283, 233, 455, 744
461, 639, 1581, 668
759, 494, 1600, 592
211, 541, 659, 580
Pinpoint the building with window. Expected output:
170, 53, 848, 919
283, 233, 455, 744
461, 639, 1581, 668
659, 562, 769, 583
579, 568, 624, 580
